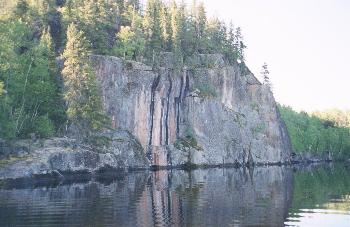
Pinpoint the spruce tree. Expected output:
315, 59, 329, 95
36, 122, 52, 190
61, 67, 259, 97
159, 3, 171, 50
62, 23, 110, 141
170, 0, 183, 68
39, 27, 67, 131
143, 0, 162, 62
195, 2, 207, 53
234, 27, 246, 62
261, 62, 271, 87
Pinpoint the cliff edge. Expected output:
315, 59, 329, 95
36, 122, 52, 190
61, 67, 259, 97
92, 53, 292, 167
0, 54, 292, 180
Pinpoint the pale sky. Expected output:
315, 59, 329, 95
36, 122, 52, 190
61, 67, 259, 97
200, 0, 350, 112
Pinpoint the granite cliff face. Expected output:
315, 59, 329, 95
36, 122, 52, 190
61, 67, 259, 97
92, 54, 291, 167
0, 54, 291, 180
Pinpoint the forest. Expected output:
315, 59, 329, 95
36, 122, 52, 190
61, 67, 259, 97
279, 105, 350, 158
0, 0, 245, 141
0, 0, 349, 157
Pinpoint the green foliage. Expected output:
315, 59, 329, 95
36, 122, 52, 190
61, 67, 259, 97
0, 19, 65, 139
143, 0, 163, 59
62, 23, 110, 141
174, 130, 202, 167
291, 165, 350, 213
313, 109, 350, 128
195, 84, 217, 99
113, 25, 145, 60
175, 136, 203, 151
34, 115, 55, 137
61, 0, 118, 54
279, 105, 350, 157
4, 0, 248, 63
252, 123, 266, 137
0, 0, 249, 142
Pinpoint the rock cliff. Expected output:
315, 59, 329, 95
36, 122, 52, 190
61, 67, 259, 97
0, 54, 291, 180
92, 54, 291, 167
0, 131, 148, 180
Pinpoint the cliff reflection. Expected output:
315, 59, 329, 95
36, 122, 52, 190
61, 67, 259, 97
0, 167, 293, 227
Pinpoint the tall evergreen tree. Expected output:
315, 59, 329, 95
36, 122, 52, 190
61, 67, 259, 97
62, 23, 110, 141
143, 0, 162, 61
159, 3, 171, 50
234, 27, 246, 62
170, 0, 183, 68
261, 62, 271, 87
39, 27, 67, 131
195, 2, 207, 53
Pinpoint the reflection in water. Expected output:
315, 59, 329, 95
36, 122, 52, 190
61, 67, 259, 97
285, 164, 350, 227
0, 167, 293, 227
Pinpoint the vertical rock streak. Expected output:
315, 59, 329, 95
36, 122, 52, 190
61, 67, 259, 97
175, 76, 184, 138
92, 55, 292, 166
165, 72, 172, 145
148, 74, 161, 159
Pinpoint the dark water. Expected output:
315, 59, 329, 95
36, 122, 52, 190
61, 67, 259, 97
0, 164, 350, 227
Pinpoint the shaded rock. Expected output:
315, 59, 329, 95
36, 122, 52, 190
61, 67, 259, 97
0, 131, 149, 180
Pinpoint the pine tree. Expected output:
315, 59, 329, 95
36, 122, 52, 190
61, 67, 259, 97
206, 17, 226, 53
40, 27, 56, 73
234, 27, 246, 62
113, 25, 145, 60
39, 27, 67, 131
261, 62, 271, 87
195, 2, 207, 53
159, 3, 171, 50
143, 0, 162, 61
170, 0, 183, 68
62, 23, 110, 141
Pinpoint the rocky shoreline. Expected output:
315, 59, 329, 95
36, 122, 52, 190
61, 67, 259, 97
0, 135, 339, 182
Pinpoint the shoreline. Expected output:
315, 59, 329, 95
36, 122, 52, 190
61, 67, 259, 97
0, 158, 345, 189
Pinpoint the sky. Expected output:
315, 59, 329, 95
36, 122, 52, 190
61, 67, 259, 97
191, 0, 350, 112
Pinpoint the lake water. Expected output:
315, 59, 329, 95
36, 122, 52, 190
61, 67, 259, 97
0, 164, 350, 226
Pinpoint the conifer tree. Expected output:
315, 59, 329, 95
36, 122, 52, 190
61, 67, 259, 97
62, 23, 110, 141
39, 27, 67, 131
234, 27, 246, 62
40, 27, 56, 73
143, 0, 162, 61
261, 62, 271, 86
170, 0, 183, 68
195, 2, 207, 53
159, 3, 171, 50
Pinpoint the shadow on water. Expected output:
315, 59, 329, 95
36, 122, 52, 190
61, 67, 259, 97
0, 166, 295, 226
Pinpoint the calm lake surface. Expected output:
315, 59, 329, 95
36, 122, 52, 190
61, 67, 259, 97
1, 164, 350, 226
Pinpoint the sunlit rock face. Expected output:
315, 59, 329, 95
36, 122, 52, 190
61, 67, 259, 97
0, 167, 293, 227
92, 54, 292, 166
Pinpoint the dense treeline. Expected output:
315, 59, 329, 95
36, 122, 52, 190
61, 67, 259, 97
279, 105, 350, 157
0, 11, 66, 139
0, 0, 246, 140
313, 109, 350, 128
2, 0, 348, 158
